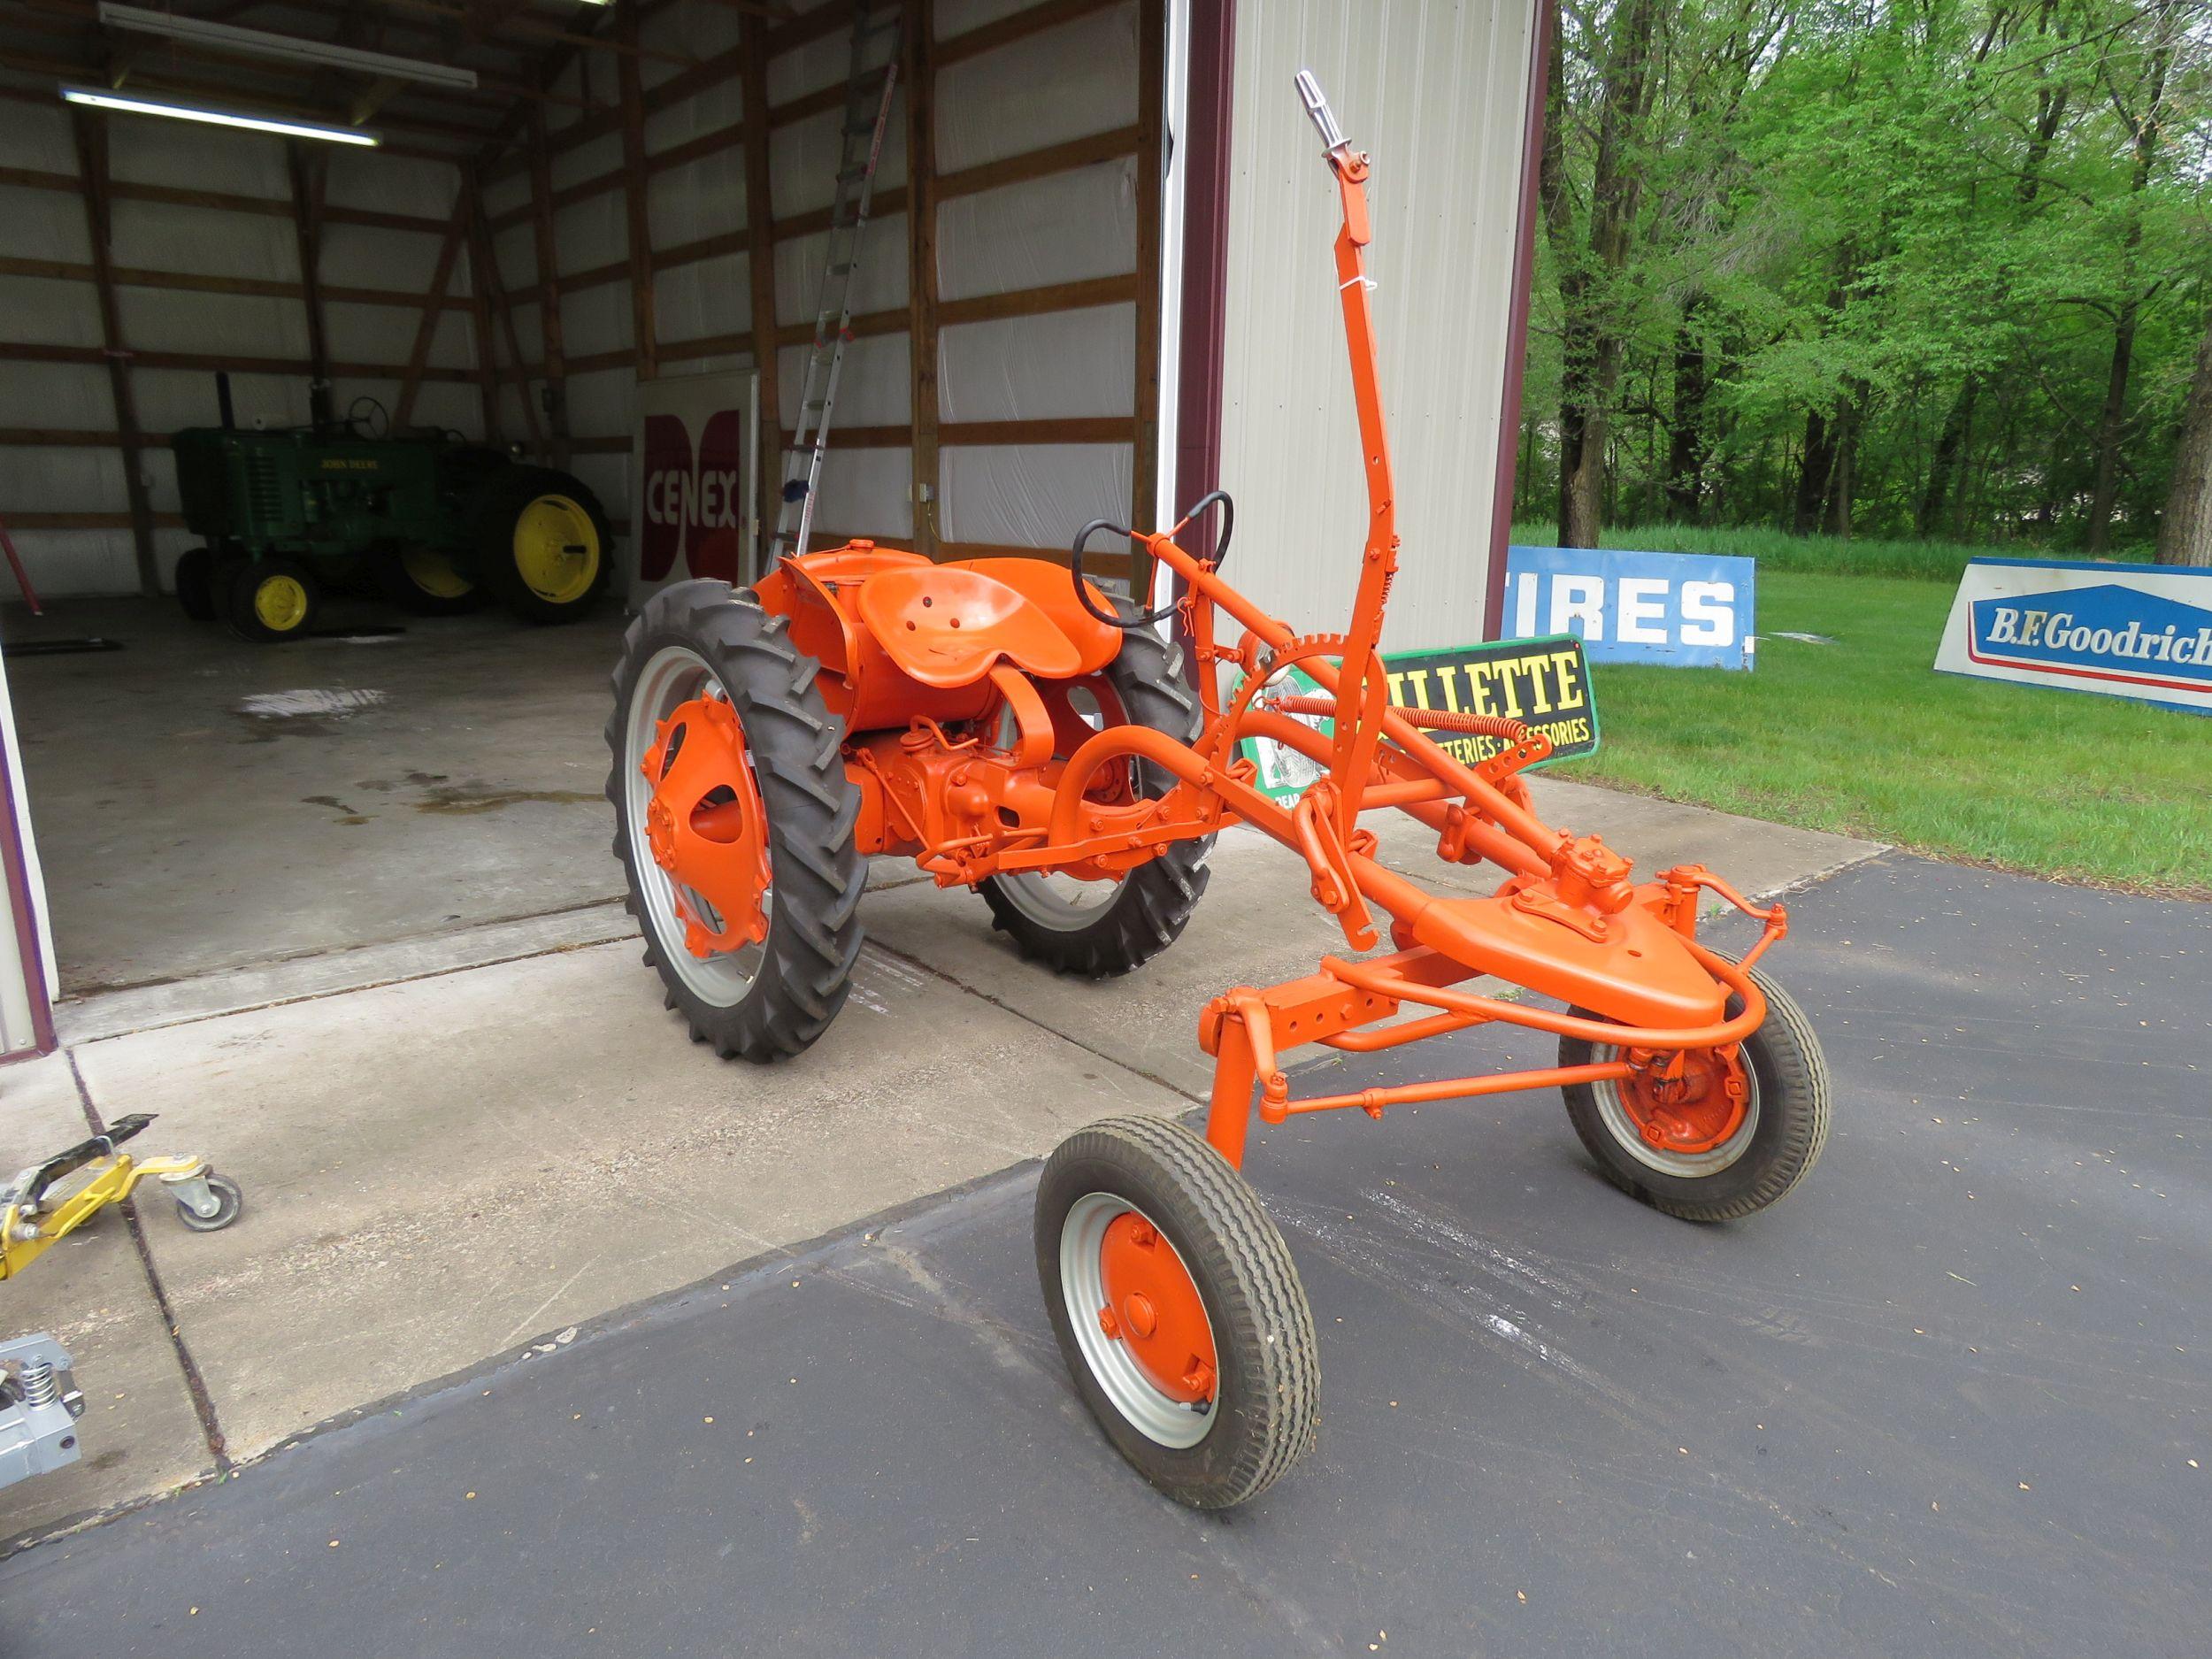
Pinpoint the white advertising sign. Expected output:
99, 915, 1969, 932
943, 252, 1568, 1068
1933, 557, 2212, 716
629, 369, 758, 606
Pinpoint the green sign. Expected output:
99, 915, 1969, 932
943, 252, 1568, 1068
1237, 634, 1599, 807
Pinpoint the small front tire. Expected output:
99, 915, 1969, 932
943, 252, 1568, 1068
174, 546, 218, 622
1559, 950, 1830, 1222
1035, 1116, 1317, 1509
224, 557, 320, 643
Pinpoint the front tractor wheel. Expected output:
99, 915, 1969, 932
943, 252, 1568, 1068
476, 465, 612, 625
979, 618, 1211, 976
1035, 1116, 1318, 1509
1558, 949, 1831, 1222
607, 580, 864, 1061
224, 555, 320, 643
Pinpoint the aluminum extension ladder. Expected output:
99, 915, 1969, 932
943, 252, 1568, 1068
769, 0, 904, 563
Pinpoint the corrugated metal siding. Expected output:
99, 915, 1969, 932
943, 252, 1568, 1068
1217, 0, 1535, 652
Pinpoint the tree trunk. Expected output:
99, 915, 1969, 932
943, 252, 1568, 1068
2086, 297, 2140, 554
1918, 378, 1974, 537
1537, 0, 1659, 548
1665, 298, 1709, 521
1822, 399, 1857, 539
2085, 0, 2175, 553
2157, 310, 2212, 566
1793, 410, 1832, 535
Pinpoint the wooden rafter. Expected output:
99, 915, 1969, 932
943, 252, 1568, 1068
67, 105, 159, 596
287, 141, 333, 421
741, 12, 781, 569
526, 84, 571, 465
1131, 0, 1165, 595
393, 180, 474, 429
905, 0, 940, 560
617, 0, 657, 383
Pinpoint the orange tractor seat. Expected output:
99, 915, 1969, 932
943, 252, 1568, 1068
858, 557, 1123, 688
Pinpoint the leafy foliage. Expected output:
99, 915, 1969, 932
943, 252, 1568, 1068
1522, 0, 2212, 553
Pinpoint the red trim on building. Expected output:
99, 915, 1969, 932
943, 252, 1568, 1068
1171, 0, 1236, 565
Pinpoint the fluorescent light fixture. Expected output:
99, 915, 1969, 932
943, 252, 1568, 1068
96, 3, 478, 91
60, 85, 381, 147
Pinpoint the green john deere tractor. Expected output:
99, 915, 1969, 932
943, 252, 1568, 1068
171, 378, 612, 642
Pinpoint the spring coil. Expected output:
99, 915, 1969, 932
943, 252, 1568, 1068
18, 1359, 57, 1409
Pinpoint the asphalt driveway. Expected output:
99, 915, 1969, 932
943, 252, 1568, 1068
3, 853, 2206, 1658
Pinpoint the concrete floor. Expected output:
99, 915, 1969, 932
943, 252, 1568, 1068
8, 854, 2208, 1658
3, 596, 629, 994
0, 729, 1878, 1555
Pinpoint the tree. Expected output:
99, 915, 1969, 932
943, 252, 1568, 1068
2157, 307, 2212, 565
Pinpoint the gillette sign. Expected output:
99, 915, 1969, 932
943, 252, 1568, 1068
629, 370, 757, 603
1935, 557, 2212, 715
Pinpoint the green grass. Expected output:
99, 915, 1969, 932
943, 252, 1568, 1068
1509, 520, 1992, 580
1554, 570, 2212, 897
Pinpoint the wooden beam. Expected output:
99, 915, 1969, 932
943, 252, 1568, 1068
741, 12, 782, 575
462, 168, 505, 442
0, 164, 453, 236
67, 107, 159, 597
0, 340, 477, 382
779, 417, 1138, 449
526, 84, 572, 466
393, 181, 473, 429
934, 0, 1127, 67
0, 253, 470, 311
4, 511, 187, 532
906, 0, 939, 560
287, 142, 333, 424
1130, 0, 1165, 595
617, 0, 657, 382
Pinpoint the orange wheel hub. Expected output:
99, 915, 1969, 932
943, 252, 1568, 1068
1618, 1046, 1752, 1155
1095, 1211, 1217, 1405
639, 697, 772, 958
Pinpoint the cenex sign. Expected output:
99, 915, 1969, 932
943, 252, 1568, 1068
628, 369, 758, 605
1934, 557, 2212, 716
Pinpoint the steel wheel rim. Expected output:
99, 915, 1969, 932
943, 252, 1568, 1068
1591, 1045, 1762, 1178
1060, 1192, 1217, 1449
997, 681, 1125, 928
254, 573, 308, 631
514, 495, 600, 603
403, 543, 472, 598
624, 645, 772, 1006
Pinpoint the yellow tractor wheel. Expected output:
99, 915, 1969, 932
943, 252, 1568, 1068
224, 556, 321, 643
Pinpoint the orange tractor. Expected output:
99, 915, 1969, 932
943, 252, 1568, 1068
608, 75, 1828, 1510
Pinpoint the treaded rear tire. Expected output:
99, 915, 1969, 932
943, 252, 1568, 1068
1559, 949, 1831, 1221
1035, 1115, 1318, 1509
979, 620, 1211, 975
606, 580, 864, 1061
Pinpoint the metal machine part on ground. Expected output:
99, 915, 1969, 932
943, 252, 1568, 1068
0, 1333, 85, 1493
171, 378, 611, 641
4, 1112, 243, 1285
605, 75, 1830, 1510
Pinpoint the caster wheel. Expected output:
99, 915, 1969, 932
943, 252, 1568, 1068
174, 1171, 243, 1233
1034, 1116, 1317, 1509
1559, 948, 1831, 1221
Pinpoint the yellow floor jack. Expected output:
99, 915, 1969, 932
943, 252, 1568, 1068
3, 1114, 242, 1491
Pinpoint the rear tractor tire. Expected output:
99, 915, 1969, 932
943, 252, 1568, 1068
1558, 949, 1830, 1222
474, 465, 612, 626
606, 580, 865, 1061
1035, 1116, 1318, 1509
224, 555, 320, 643
979, 618, 1211, 976
174, 545, 219, 622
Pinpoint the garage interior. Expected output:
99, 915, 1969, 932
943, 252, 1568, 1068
0, 0, 1192, 998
